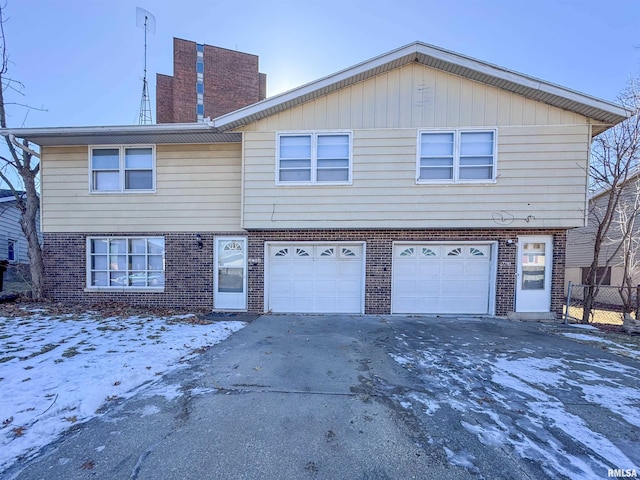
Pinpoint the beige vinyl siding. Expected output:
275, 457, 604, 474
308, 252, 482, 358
240, 62, 592, 230
239, 63, 586, 132
41, 143, 242, 233
242, 125, 590, 229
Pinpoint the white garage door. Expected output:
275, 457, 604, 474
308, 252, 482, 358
392, 243, 494, 314
266, 243, 365, 313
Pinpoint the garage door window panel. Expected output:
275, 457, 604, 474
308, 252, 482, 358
317, 247, 336, 258
341, 246, 360, 258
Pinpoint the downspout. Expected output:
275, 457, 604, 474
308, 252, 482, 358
240, 132, 245, 231
9, 134, 41, 158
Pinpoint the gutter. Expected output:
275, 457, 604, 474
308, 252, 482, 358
0, 122, 219, 139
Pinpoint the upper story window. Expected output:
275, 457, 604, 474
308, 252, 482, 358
90, 146, 155, 193
277, 132, 352, 185
418, 130, 496, 183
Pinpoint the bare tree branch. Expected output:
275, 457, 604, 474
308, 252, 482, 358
582, 78, 640, 322
0, 1, 44, 299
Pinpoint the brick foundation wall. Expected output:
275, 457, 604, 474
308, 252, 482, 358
44, 232, 238, 312
248, 229, 566, 317
44, 229, 566, 317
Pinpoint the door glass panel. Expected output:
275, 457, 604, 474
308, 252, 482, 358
521, 242, 545, 290
218, 240, 244, 293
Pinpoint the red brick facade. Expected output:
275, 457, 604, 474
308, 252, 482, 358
155, 74, 174, 124
156, 38, 266, 123
44, 232, 236, 311
43, 229, 566, 317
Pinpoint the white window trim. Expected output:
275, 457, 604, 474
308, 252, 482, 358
416, 128, 497, 184
7, 238, 17, 263
84, 236, 165, 292
88, 145, 156, 194
275, 131, 353, 186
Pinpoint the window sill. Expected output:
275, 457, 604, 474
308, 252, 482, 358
89, 190, 156, 195
275, 182, 353, 187
84, 287, 165, 293
416, 179, 497, 185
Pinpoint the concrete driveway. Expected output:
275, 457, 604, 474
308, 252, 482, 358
7, 314, 640, 479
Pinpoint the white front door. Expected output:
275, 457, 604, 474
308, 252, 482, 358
516, 236, 552, 312
214, 237, 247, 310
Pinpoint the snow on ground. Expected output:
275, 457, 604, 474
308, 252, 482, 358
560, 331, 640, 361
0, 308, 245, 472
388, 328, 640, 479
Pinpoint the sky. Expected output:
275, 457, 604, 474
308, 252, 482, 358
2, 0, 640, 129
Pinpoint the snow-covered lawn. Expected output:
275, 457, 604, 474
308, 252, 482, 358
0, 306, 245, 473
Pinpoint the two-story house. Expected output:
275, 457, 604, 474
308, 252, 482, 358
1, 42, 628, 317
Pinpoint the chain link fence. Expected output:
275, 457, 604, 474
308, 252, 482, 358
565, 282, 639, 325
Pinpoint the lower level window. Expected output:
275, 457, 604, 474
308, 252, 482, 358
88, 237, 165, 288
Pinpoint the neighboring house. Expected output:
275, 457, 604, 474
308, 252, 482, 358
0, 189, 40, 281
0, 190, 28, 263
0, 42, 628, 317
566, 173, 640, 289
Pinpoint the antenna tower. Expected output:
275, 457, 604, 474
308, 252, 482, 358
136, 7, 156, 125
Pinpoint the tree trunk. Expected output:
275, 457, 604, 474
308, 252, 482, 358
19, 169, 44, 300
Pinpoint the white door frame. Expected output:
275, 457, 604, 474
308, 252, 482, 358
214, 236, 248, 311
515, 235, 553, 312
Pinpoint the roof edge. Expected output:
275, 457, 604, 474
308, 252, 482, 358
212, 41, 629, 131
0, 123, 246, 147
0, 122, 219, 138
